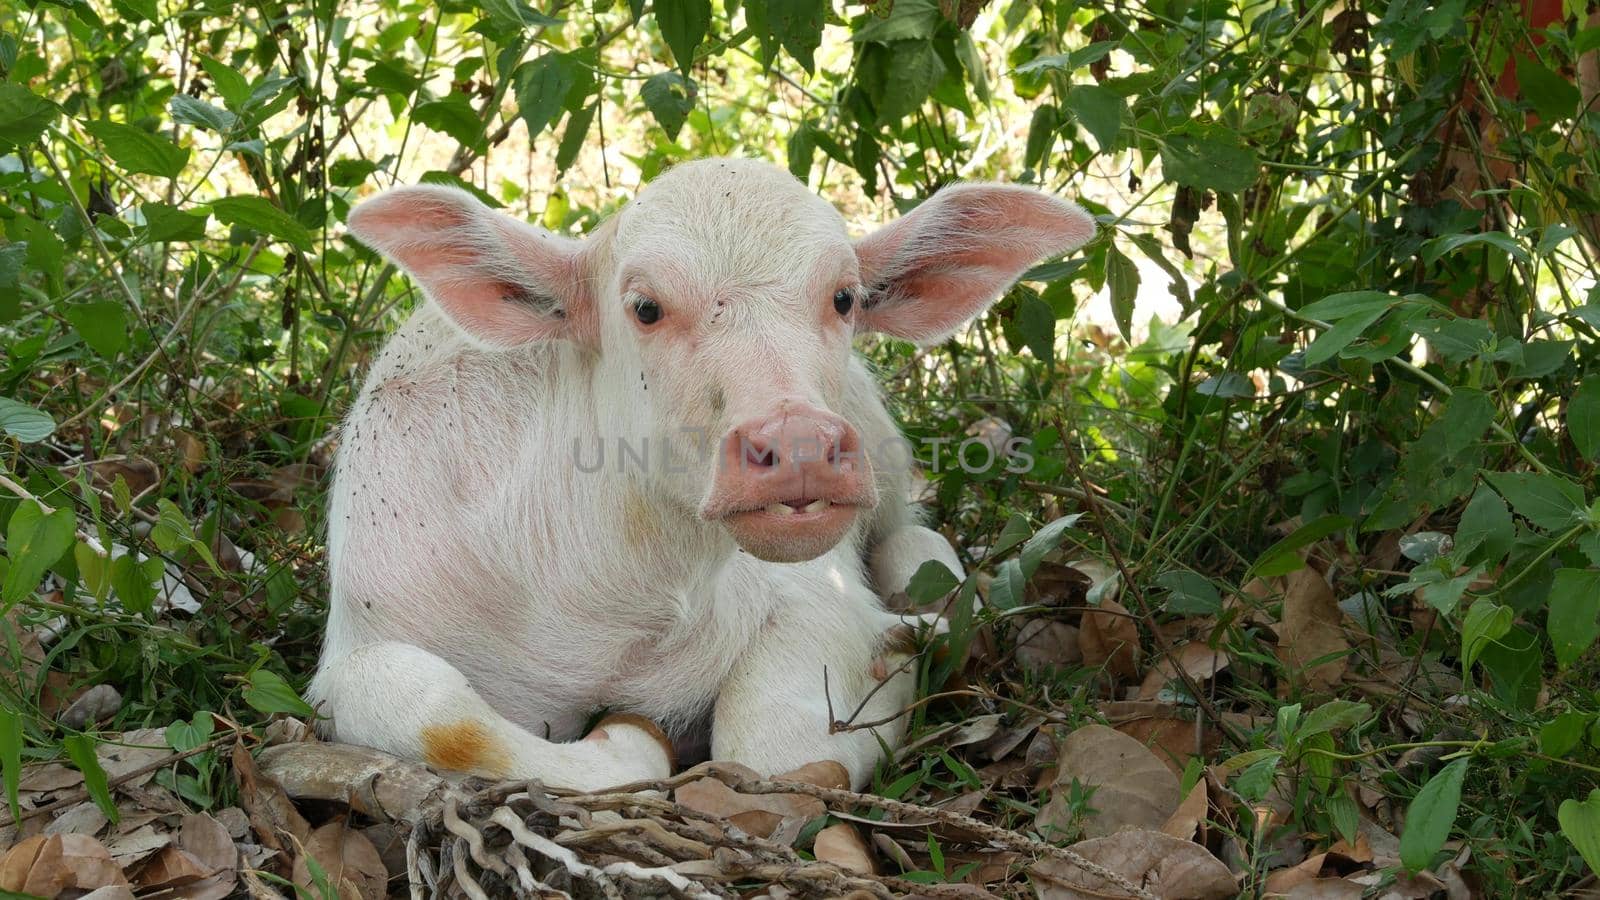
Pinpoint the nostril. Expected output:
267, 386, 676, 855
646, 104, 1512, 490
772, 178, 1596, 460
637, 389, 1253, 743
742, 438, 777, 469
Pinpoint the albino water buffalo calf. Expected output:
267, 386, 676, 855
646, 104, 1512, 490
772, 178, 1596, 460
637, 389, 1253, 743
308, 158, 1095, 791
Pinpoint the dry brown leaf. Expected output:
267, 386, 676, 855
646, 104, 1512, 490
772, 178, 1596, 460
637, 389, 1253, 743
1161, 779, 1208, 841
233, 742, 312, 853
105, 824, 172, 867
0, 833, 129, 895
292, 820, 387, 900
1037, 724, 1180, 839
1283, 877, 1367, 899
76, 885, 137, 900
675, 762, 825, 839
1031, 829, 1236, 899
43, 801, 108, 837
18, 763, 84, 793
96, 729, 173, 785
1100, 701, 1219, 777
778, 760, 850, 790
1079, 598, 1140, 679
1264, 850, 1329, 892
813, 823, 876, 875
1275, 568, 1349, 692
1014, 619, 1082, 673
172, 812, 237, 900
58, 685, 123, 730
1137, 642, 1230, 699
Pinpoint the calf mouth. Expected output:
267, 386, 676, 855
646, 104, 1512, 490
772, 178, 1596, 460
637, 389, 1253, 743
714, 495, 869, 563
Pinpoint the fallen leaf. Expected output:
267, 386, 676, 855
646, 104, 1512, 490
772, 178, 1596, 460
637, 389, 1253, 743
43, 801, 108, 838
1275, 568, 1350, 692
813, 823, 876, 875
18, 763, 84, 793
1138, 642, 1230, 699
1162, 779, 1208, 841
0, 833, 129, 895
1283, 877, 1367, 898
1101, 701, 1219, 777
105, 824, 172, 867
1015, 619, 1082, 673
173, 813, 237, 900
1079, 598, 1141, 679
58, 685, 123, 730
1037, 724, 1180, 839
1031, 829, 1237, 899
675, 762, 824, 839
233, 742, 312, 852
292, 820, 387, 900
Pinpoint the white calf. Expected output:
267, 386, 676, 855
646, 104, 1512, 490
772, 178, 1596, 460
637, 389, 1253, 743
308, 158, 1095, 791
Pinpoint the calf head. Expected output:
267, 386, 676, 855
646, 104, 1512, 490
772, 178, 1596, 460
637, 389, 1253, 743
347, 159, 1095, 562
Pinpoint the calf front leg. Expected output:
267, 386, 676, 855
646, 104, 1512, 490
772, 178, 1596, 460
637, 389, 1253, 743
711, 575, 921, 788
308, 642, 672, 792
870, 521, 965, 598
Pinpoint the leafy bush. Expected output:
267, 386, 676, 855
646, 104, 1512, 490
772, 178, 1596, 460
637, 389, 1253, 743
3, 0, 1600, 892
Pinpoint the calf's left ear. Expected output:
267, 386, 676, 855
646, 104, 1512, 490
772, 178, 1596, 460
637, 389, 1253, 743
853, 184, 1096, 344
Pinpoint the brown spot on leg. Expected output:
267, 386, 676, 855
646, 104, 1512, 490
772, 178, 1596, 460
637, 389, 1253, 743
588, 713, 677, 771
421, 720, 510, 777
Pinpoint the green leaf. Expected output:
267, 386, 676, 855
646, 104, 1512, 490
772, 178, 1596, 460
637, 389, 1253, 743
1250, 515, 1351, 578
1455, 485, 1514, 562
1559, 790, 1600, 876
766, 0, 825, 71
328, 158, 380, 187
1516, 56, 1580, 121
871, 39, 945, 124
555, 102, 596, 174
479, 0, 564, 30
1106, 241, 1138, 342
905, 559, 960, 605
198, 56, 250, 110
413, 95, 487, 152
1421, 231, 1530, 265
241, 669, 316, 717
1160, 133, 1259, 193
211, 195, 313, 250
640, 72, 697, 141
515, 53, 578, 139
82, 120, 190, 178
0, 84, 59, 150
1570, 375, 1600, 461
1023, 105, 1058, 171
64, 301, 130, 359
110, 553, 162, 615
658, 0, 712, 74
0, 706, 21, 825
1399, 758, 1468, 872
853, 0, 941, 43
1154, 569, 1221, 615
1541, 711, 1592, 757
1296, 700, 1371, 740
1298, 290, 1397, 322
1461, 598, 1512, 673
786, 122, 816, 179
169, 94, 238, 133
0, 398, 57, 443
3, 502, 77, 607
1014, 293, 1054, 363
988, 557, 1025, 609
1482, 471, 1587, 531
139, 202, 210, 244
1019, 513, 1083, 578
1304, 306, 1387, 366
1063, 84, 1121, 152
1548, 568, 1600, 669
63, 735, 119, 824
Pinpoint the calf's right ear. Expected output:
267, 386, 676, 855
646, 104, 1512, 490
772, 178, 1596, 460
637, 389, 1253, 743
347, 185, 594, 349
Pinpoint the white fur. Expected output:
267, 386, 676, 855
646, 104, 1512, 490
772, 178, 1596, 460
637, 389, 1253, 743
308, 158, 1093, 791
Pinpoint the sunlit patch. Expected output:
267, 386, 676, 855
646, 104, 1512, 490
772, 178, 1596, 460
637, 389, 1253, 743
421, 719, 510, 776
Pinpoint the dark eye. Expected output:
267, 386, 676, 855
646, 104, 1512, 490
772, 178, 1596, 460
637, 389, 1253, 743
635, 297, 661, 325
833, 289, 854, 316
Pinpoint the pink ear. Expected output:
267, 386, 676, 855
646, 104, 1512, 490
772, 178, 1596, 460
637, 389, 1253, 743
854, 184, 1096, 344
347, 186, 593, 348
